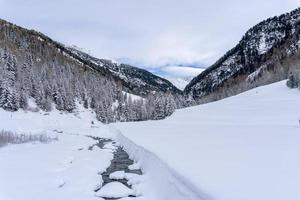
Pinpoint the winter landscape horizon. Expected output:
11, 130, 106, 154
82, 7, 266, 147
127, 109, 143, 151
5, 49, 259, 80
1, 1, 300, 200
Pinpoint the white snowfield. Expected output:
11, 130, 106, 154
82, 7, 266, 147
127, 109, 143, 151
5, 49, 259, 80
113, 80, 300, 200
0, 103, 114, 200
0, 101, 203, 200
0, 80, 299, 200
0, 134, 112, 200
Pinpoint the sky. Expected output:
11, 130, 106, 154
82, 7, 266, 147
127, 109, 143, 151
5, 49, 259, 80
0, 0, 299, 78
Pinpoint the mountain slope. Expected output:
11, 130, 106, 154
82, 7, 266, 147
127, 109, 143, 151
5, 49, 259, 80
185, 8, 300, 103
0, 19, 179, 97
67, 47, 181, 95
0, 19, 179, 122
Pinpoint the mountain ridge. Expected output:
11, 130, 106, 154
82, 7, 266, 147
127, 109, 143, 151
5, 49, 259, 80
0, 18, 180, 96
184, 7, 300, 103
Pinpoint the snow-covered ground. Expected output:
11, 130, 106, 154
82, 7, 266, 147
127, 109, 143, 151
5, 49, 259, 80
0, 103, 115, 200
1, 80, 300, 200
0, 100, 202, 200
0, 134, 112, 200
113, 80, 300, 200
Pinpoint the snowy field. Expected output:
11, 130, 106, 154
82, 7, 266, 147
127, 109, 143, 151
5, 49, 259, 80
0, 80, 300, 200
0, 134, 112, 200
0, 101, 202, 200
113, 80, 300, 200
0, 103, 115, 200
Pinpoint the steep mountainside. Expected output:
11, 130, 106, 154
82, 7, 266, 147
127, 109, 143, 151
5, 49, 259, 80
185, 8, 300, 103
0, 19, 179, 97
67, 47, 180, 95
0, 19, 180, 123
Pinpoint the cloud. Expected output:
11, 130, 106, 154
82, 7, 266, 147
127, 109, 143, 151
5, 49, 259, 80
0, 0, 299, 70
161, 66, 205, 78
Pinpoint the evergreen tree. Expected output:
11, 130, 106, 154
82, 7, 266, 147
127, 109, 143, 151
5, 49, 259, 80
164, 94, 176, 117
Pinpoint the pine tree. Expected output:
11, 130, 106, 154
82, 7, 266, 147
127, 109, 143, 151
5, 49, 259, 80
152, 93, 166, 120
0, 86, 19, 111
164, 94, 176, 117
19, 90, 28, 109
0, 52, 19, 111
96, 104, 107, 123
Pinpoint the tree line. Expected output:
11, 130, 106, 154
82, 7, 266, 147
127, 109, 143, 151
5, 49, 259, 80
0, 47, 178, 123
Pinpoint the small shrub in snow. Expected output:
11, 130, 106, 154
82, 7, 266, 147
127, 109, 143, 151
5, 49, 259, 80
287, 73, 300, 89
0, 130, 57, 147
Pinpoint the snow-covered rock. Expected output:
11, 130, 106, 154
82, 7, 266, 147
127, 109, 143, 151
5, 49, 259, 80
95, 182, 134, 198
109, 171, 126, 180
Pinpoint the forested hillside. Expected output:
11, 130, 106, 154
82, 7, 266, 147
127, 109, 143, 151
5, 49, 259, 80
0, 19, 182, 123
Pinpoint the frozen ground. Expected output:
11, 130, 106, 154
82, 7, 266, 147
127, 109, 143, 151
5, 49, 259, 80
113, 80, 300, 200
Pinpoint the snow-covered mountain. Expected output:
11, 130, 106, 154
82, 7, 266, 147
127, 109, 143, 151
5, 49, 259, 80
162, 76, 194, 90
0, 18, 181, 123
154, 65, 205, 90
185, 8, 300, 104
66, 47, 181, 95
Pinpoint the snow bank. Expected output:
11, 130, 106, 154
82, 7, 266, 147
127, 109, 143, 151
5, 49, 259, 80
110, 127, 210, 200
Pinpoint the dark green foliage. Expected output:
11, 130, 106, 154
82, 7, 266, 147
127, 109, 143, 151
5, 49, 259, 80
287, 74, 300, 88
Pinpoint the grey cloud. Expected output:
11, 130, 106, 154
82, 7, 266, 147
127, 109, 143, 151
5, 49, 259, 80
0, 0, 299, 69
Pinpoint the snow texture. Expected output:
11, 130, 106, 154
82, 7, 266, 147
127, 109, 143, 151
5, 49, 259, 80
1, 80, 300, 200
95, 182, 134, 198
0, 99, 200, 200
109, 171, 126, 180
114, 80, 300, 200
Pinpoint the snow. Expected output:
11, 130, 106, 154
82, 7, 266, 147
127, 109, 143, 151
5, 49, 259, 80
158, 66, 205, 90
163, 76, 193, 90
0, 103, 114, 200
95, 182, 134, 198
112, 130, 207, 200
122, 91, 143, 102
113, 80, 300, 200
109, 171, 126, 179
0, 99, 201, 200
0, 101, 111, 137
258, 34, 269, 54
1, 80, 300, 200
128, 163, 141, 170
37, 36, 45, 42
109, 171, 143, 186
111, 59, 121, 66
0, 134, 112, 200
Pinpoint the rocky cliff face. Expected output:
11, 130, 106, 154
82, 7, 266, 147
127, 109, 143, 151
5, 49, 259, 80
185, 8, 300, 103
